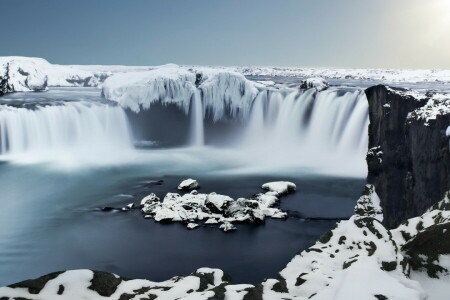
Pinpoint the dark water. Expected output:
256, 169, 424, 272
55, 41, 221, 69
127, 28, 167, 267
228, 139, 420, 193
0, 160, 364, 285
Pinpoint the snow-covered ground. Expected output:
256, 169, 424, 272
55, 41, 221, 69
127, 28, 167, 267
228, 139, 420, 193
2, 56, 450, 95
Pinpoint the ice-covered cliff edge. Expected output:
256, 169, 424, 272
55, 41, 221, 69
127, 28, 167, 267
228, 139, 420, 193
102, 67, 259, 121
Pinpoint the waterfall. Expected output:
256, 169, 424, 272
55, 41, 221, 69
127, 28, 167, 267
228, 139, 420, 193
239, 87, 369, 175
0, 101, 134, 165
189, 90, 205, 147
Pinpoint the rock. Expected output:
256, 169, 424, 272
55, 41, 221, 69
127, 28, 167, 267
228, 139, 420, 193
300, 77, 329, 91
354, 184, 383, 222
205, 218, 218, 224
140, 193, 160, 206
137, 181, 295, 231
219, 222, 236, 232
187, 223, 199, 230
178, 178, 199, 190
365, 85, 450, 228
205, 193, 232, 212
261, 181, 296, 195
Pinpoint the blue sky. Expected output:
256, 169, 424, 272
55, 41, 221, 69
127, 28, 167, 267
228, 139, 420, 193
2, 0, 450, 69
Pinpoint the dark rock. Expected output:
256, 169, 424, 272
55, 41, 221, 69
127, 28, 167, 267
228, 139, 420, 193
365, 85, 450, 228
57, 285, 64, 295
88, 270, 126, 297
8, 271, 64, 294
242, 284, 263, 300
402, 222, 450, 278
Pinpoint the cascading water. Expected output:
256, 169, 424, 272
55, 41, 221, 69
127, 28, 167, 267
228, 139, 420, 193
239, 87, 369, 176
0, 101, 134, 165
189, 90, 205, 147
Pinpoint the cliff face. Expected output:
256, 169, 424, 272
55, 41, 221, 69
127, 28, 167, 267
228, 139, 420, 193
365, 85, 450, 228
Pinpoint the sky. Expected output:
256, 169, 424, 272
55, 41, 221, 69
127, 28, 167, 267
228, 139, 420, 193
1, 0, 450, 69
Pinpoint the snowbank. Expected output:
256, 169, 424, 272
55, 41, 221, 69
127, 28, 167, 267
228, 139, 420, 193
0, 56, 154, 95
261, 181, 296, 194
232, 65, 450, 84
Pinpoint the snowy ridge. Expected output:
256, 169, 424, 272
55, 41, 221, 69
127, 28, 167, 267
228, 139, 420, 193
232, 66, 450, 84
0, 56, 153, 93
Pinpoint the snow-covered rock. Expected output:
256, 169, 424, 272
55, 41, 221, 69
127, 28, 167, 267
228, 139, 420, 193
408, 96, 450, 125
354, 184, 383, 222
219, 222, 236, 232
177, 178, 199, 190
300, 77, 329, 91
139, 182, 291, 231
391, 191, 450, 280
261, 181, 296, 195
0, 57, 48, 92
186, 223, 199, 230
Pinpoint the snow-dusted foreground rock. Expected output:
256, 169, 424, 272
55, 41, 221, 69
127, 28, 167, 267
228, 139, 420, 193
177, 178, 199, 190
136, 180, 292, 231
6, 185, 450, 299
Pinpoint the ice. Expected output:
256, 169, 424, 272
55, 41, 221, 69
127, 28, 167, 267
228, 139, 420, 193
261, 181, 296, 194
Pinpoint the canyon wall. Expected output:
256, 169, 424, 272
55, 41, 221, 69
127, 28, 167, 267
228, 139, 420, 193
365, 85, 450, 228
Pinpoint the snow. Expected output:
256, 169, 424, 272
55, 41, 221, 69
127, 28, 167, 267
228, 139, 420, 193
219, 222, 236, 232
408, 96, 450, 125
391, 191, 450, 247
0, 56, 153, 94
300, 77, 329, 91
186, 223, 199, 229
354, 184, 383, 222
178, 178, 199, 190
261, 181, 296, 194
232, 65, 450, 84
410, 256, 450, 300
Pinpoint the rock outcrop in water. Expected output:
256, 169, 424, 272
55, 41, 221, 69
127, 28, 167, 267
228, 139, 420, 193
133, 181, 294, 231
365, 85, 450, 228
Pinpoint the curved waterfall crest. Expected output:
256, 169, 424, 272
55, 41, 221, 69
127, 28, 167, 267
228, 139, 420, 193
0, 101, 133, 164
